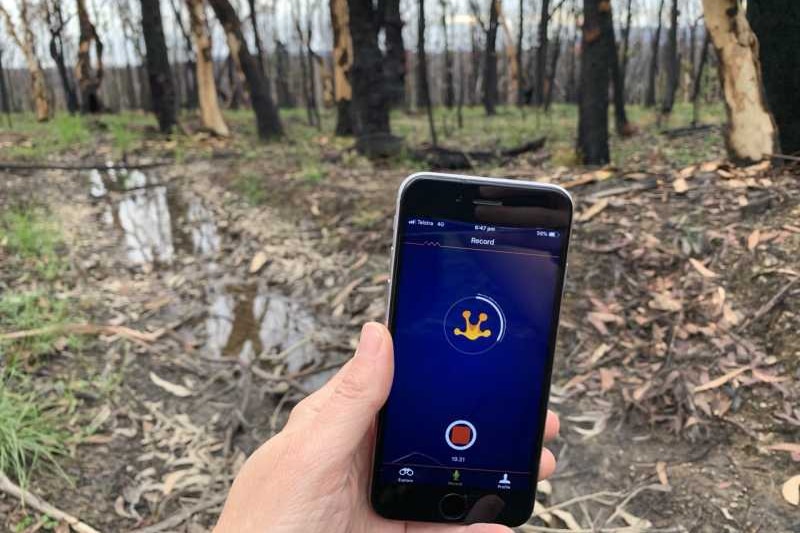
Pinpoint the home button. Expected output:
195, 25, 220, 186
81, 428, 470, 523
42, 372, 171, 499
438, 493, 467, 520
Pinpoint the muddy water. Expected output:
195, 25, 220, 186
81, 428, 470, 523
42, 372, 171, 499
88, 170, 326, 389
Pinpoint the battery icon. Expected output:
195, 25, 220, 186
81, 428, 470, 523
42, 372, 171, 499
548, 231, 557, 238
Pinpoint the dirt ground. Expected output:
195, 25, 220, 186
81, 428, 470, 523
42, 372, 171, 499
1, 121, 799, 532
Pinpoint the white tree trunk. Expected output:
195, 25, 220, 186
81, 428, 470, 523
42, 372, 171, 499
701, 0, 777, 162
186, 0, 229, 137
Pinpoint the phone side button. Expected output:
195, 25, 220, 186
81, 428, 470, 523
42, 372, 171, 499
438, 493, 467, 521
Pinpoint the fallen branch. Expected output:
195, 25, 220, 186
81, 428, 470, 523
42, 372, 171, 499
411, 137, 547, 170
127, 493, 227, 533
0, 323, 163, 344
0, 472, 101, 533
739, 277, 799, 331
660, 124, 714, 138
0, 161, 170, 171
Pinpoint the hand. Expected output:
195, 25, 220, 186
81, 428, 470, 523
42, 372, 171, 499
215, 322, 560, 533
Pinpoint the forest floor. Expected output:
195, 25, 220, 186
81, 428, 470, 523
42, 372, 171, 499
0, 104, 798, 533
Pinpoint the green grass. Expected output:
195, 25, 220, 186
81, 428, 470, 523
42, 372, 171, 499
0, 208, 66, 280
0, 292, 76, 362
0, 374, 67, 487
233, 173, 268, 205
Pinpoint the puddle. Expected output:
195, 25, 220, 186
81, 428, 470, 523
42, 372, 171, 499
89, 169, 219, 265
206, 282, 328, 389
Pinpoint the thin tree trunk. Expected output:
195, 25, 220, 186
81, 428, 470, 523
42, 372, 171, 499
608, 5, 631, 136
247, 0, 267, 76
208, 0, 283, 140
747, 0, 800, 155
0, 3, 49, 121
382, 0, 406, 108
577, 0, 611, 165
690, 29, 710, 125
543, 12, 562, 111
620, 0, 633, 84
534, 0, 551, 106
168, 0, 198, 109
45, 1, 79, 114
348, 0, 398, 156
483, 0, 499, 115
701, 0, 777, 162
418, 0, 437, 146
76, 0, 104, 113
661, 0, 679, 115
497, 1, 519, 105
645, 0, 665, 107
565, 0, 578, 103
274, 41, 293, 107
440, 0, 455, 108
330, 0, 354, 135
186, 0, 229, 136
0, 47, 12, 126
140, 0, 177, 133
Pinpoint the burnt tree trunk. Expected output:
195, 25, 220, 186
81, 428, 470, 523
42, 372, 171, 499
690, 29, 710, 125
543, 13, 563, 111
348, 0, 398, 156
645, 0, 665, 107
209, 0, 283, 140
516, 0, 525, 104
702, 0, 777, 162
533, 0, 551, 106
747, 0, 800, 155
483, 0, 499, 116
620, 0, 633, 83
274, 41, 294, 108
661, 0, 680, 115
565, 0, 579, 103
76, 0, 104, 113
382, 0, 406, 108
418, 0, 437, 145
45, 1, 78, 114
168, 0, 198, 109
247, 0, 267, 76
608, 5, 631, 136
140, 0, 176, 133
330, 0, 354, 135
0, 47, 11, 124
577, 0, 611, 165
440, 0, 455, 108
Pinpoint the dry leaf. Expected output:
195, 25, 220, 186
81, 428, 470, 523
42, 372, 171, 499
550, 508, 582, 531
693, 366, 750, 393
751, 368, 788, 383
747, 229, 761, 251
649, 291, 682, 312
782, 475, 800, 506
673, 177, 689, 194
149, 372, 193, 397
249, 250, 269, 273
678, 165, 697, 178
599, 367, 617, 392
618, 508, 653, 528
766, 443, 800, 461
656, 461, 669, 486
689, 258, 718, 278
162, 470, 189, 496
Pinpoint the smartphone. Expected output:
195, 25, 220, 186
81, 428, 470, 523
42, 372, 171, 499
370, 173, 573, 526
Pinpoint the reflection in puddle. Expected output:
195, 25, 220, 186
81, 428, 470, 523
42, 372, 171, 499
89, 170, 219, 265
206, 283, 326, 388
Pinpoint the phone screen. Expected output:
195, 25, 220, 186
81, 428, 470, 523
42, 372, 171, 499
372, 177, 571, 524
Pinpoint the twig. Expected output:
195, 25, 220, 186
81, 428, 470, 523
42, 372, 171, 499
0, 161, 170, 171
127, 493, 227, 533
603, 484, 671, 528
0, 473, 101, 533
767, 152, 800, 163
251, 364, 311, 396
531, 490, 620, 519
0, 323, 163, 344
739, 277, 799, 331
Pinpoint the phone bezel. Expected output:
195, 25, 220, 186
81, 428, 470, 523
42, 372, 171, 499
370, 172, 573, 526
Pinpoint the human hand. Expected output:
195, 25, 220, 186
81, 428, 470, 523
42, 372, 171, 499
214, 322, 560, 533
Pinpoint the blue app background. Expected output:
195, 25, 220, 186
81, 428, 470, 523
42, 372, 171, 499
379, 217, 564, 491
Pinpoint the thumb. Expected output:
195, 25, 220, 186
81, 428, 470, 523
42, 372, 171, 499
312, 322, 394, 454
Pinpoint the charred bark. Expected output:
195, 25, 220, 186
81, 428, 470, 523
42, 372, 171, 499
483, 0, 499, 115
620, 0, 633, 84
608, 6, 631, 136
208, 0, 283, 140
247, 0, 267, 76
418, 0, 437, 145
44, 1, 78, 114
274, 41, 294, 108
76, 0, 104, 113
381, 0, 406, 108
661, 0, 680, 115
348, 0, 399, 156
577, 0, 611, 165
690, 29, 710, 125
747, 0, 800, 155
440, 0, 455, 108
533, 0, 552, 106
140, 0, 177, 133
168, 0, 198, 108
645, 0, 665, 107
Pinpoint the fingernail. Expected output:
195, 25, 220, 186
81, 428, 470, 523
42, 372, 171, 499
357, 323, 383, 358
